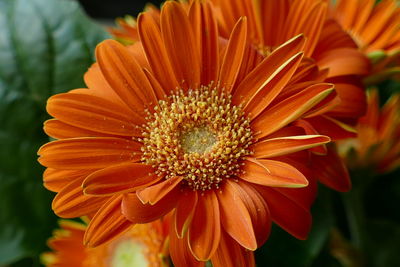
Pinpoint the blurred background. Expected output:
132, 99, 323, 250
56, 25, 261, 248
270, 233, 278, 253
0, 0, 399, 266
77, 0, 162, 19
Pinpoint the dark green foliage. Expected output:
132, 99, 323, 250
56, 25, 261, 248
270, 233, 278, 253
0, 0, 109, 264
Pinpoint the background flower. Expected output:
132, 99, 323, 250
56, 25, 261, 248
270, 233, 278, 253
42, 219, 169, 267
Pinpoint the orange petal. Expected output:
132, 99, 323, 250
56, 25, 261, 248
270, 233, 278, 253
235, 181, 271, 246
303, 2, 328, 57
137, 176, 183, 204
257, 186, 312, 240
326, 82, 366, 119
243, 52, 304, 119
188, 191, 221, 261
311, 146, 351, 192
218, 17, 247, 92
38, 137, 142, 169
211, 230, 255, 267
269, 155, 318, 210
46, 92, 144, 136
137, 12, 179, 91
378, 93, 400, 140
122, 189, 180, 224
161, 1, 201, 89
335, 0, 359, 28
352, 0, 374, 33
305, 116, 357, 141
265, 125, 305, 138
284, 0, 327, 57
142, 68, 167, 100
302, 88, 339, 118
361, 0, 397, 45
189, 1, 219, 85
216, 180, 257, 250
251, 83, 334, 139
96, 39, 158, 111
233, 42, 264, 88
175, 190, 198, 238
84, 195, 132, 247
43, 168, 94, 192
260, 0, 289, 47
233, 34, 305, 113
83, 63, 126, 105
358, 89, 379, 128
317, 48, 370, 77
126, 42, 151, 70
240, 158, 309, 188
251, 135, 330, 158
293, 119, 328, 155
44, 119, 115, 139
52, 178, 106, 218
169, 224, 205, 267
83, 163, 160, 196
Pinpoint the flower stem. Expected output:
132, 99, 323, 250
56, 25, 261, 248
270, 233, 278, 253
341, 171, 375, 257
342, 187, 367, 251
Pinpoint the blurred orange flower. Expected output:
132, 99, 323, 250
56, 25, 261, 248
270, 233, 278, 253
41, 219, 169, 267
38, 1, 336, 265
109, 3, 160, 45
339, 89, 400, 173
331, 0, 400, 83
331, 0, 400, 55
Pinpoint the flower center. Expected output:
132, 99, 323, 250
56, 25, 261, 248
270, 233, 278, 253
109, 240, 148, 267
141, 86, 253, 191
179, 126, 217, 154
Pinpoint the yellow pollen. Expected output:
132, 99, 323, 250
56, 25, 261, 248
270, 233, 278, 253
141, 86, 253, 191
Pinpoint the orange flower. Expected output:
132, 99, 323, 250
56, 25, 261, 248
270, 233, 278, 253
38, 1, 335, 265
209, 0, 372, 192
330, 0, 400, 83
331, 0, 400, 54
41, 219, 169, 267
108, 3, 160, 45
339, 89, 400, 173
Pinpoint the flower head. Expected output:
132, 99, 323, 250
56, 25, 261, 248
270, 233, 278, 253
41, 220, 169, 267
331, 0, 400, 54
38, 1, 335, 265
331, 0, 400, 83
339, 89, 400, 173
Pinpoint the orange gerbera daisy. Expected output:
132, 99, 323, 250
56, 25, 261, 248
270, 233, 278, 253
339, 89, 400, 173
210, 0, 372, 192
38, 1, 335, 265
330, 0, 400, 83
41, 219, 169, 267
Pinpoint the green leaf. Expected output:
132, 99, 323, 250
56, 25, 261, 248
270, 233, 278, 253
0, 0, 109, 264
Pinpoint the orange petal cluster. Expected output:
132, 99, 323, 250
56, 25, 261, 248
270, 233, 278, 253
41, 220, 169, 267
339, 89, 400, 173
330, 0, 400, 83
